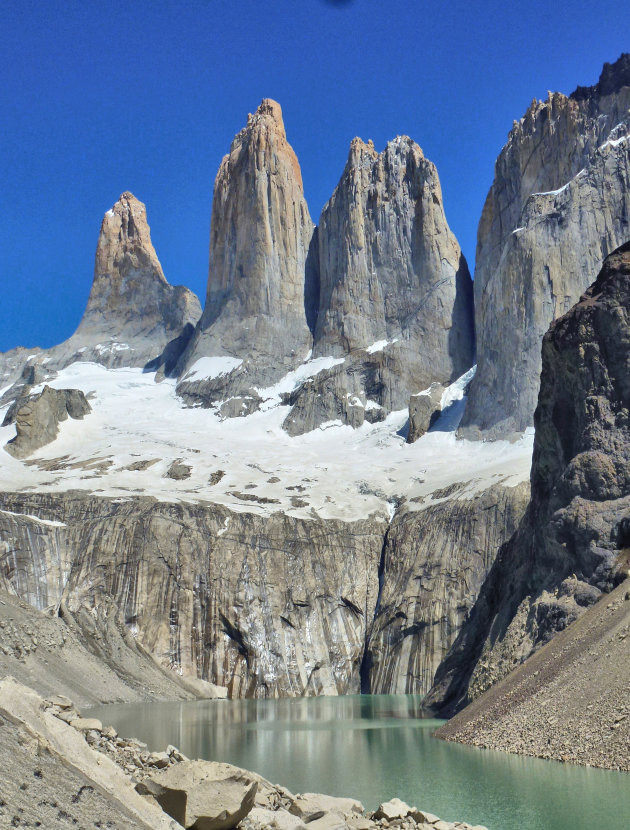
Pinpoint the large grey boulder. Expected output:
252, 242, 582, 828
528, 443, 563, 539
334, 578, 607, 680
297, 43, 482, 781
4, 385, 91, 458
407, 383, 444, 443
178, 99, 316, 405
426, 241, 630, 715
142, 760, 257, 829
462, 54, 630, 439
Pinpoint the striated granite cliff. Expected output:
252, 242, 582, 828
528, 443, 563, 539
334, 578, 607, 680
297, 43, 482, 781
365, 483, 529, 695
0, 493, 384, 698
426, 241, 630, 715
462, 54, 630, 438
178, 100, 317, 405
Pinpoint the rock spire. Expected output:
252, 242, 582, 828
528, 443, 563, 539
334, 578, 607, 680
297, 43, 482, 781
178, 99, 316, 401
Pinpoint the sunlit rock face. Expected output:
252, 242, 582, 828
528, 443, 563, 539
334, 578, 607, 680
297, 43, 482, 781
285, 135, 474, 434
62, 192, 201, 370
462, 54, 630, 439
427, 241, 630, 716
178, 99, 317, 406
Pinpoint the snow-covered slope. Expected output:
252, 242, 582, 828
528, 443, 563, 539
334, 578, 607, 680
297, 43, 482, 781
0, 360, 533, 522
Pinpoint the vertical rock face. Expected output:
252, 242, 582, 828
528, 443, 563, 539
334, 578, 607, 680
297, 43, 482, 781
179, 100, 316, 401
366, 483, 530, 695
461, 54, 630, 439
63, 192, 201, 368
426, 241, 630, 715
315, 136, 474, 387
0, 493, 384, 698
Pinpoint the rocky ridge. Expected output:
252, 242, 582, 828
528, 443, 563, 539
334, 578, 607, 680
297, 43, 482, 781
462, 53, 630, 438
425, 241, 630, 716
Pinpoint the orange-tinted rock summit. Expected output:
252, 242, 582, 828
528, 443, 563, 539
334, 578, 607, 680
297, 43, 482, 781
178, 99, 317, 399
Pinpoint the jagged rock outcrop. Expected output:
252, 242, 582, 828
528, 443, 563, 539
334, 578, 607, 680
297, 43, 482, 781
426, 241, 630, 716
178, 100, 316, 405
56, 192, 201, 370
365, 483, 529, 695
462, 54, 630, 438
3, 386, 91, 458
281, 136, 474, 434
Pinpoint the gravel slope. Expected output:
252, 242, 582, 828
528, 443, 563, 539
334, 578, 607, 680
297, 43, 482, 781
436, 579, 630, 770
0, 590, 196, 707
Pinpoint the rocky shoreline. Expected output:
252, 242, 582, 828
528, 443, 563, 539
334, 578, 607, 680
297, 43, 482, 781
0, 677, 486, 830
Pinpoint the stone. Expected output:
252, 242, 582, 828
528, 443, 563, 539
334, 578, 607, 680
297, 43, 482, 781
70, 717, 103, 732
247, 807, 307, 830
144, 759, 257, 829
178, 99, 316, 405
4, 386, 91, 458
373, 798, 412, 820
166, 460, 192, 480
148, 751, 171, 768
426, 240, 630, 715
289, 792, 364, 820
462, 54, 630, 439
46, 694, 73, 709
407, 383, 444, 443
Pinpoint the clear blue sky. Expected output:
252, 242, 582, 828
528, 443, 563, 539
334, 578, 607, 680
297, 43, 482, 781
1, 0, 628, 351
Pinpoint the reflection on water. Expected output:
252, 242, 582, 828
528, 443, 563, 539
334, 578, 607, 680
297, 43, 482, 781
89, 695, 630, 830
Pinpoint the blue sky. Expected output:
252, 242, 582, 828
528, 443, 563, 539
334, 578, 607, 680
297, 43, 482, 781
1, 0, 628, 351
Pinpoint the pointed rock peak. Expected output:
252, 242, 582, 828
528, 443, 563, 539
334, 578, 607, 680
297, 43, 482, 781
69, 192, 201, 361
229, 98, 303, 190
345, 135, 424, 171
247, 98, 285, 130
95, 191, 165, 285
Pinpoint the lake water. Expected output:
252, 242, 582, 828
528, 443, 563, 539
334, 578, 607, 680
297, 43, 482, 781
89, 694, 630, 830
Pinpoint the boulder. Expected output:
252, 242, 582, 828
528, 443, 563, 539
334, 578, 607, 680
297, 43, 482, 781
143, 759, 257, 829
4, 386, 91, 458
70, 717, 103, 732
289, 792, 364, 821
247, 806, 307, 830
373, 797, 413, 820
407, 383, 444, 443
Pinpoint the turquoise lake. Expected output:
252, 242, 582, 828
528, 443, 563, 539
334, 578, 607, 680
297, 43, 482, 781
89, 694, 630, 830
